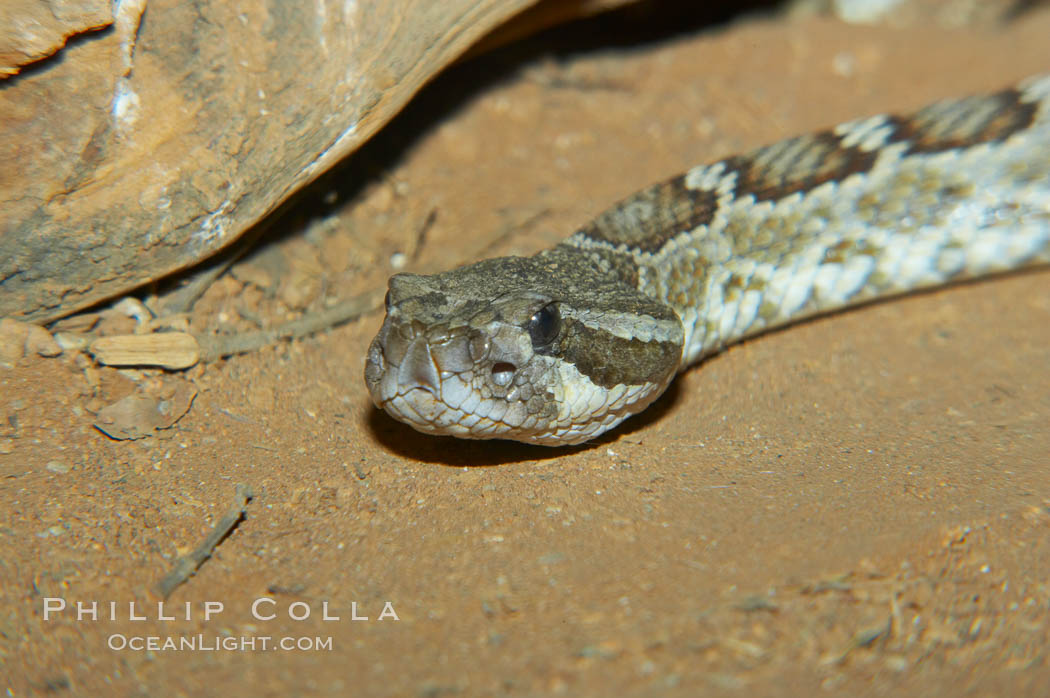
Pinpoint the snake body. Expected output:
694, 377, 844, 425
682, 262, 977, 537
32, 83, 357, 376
365, 76, 1050, 445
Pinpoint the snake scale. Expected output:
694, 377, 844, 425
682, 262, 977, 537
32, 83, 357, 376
365, 76, 1050, 446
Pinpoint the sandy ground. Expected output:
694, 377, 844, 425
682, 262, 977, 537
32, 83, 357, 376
3, 3, 1050, 696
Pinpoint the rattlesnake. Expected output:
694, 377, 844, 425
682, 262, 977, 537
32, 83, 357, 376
365, 76, 1050, 445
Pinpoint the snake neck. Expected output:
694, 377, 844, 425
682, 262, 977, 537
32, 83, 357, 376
563, 76, 1050, 368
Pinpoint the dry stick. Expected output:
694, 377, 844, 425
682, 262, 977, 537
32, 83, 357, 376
196, 289, 383, 361
155, 483, 254, 598
157, 214, 276, 316
162, 207, 499, 362
158, 260, 234, 317
471, 207, 551, 259
190, 206, 534, 361
409, 208, 438, 263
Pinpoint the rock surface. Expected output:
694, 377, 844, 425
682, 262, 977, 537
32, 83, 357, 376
0, 0, 630, 322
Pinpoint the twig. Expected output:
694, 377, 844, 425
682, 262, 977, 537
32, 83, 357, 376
196, 289, 383, 361
154, 483, 254, 598
154, 219, 273, 316
471, 207, 551, 259
409, 209, 438, 263
156, 261, 233, 316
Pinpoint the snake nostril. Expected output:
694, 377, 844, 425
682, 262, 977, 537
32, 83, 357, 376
491, 362, 516, 387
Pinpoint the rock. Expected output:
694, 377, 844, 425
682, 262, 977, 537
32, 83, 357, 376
0, 318, 29, 367
0, 0, 636, 324
26, 325, 62, 357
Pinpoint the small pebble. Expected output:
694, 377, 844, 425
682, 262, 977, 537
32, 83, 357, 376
833, 0, 906, 23
54, 332, 90, 351
26, 325, 62, 357
0, 318, 28, 367
47, 460, 71, 474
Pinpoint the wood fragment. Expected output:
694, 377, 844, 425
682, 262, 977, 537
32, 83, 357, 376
154, 483, 254, 599
90, 332, 200, 369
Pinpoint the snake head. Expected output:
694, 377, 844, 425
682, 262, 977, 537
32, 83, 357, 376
364, 253, 684, 446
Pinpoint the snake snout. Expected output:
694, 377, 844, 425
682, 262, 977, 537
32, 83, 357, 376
364, 332, 388, 397
398, 337, 441, 396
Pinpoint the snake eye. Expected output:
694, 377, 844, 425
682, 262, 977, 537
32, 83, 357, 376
527, 303, 560, 349
384, 289, 392, 311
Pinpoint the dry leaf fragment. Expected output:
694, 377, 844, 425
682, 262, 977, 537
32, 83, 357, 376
94, 382, 197, 440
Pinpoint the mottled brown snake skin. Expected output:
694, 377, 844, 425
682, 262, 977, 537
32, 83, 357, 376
365, 76, 1050, 445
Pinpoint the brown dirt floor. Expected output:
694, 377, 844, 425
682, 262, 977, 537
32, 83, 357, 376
3, 4, 1050, 696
